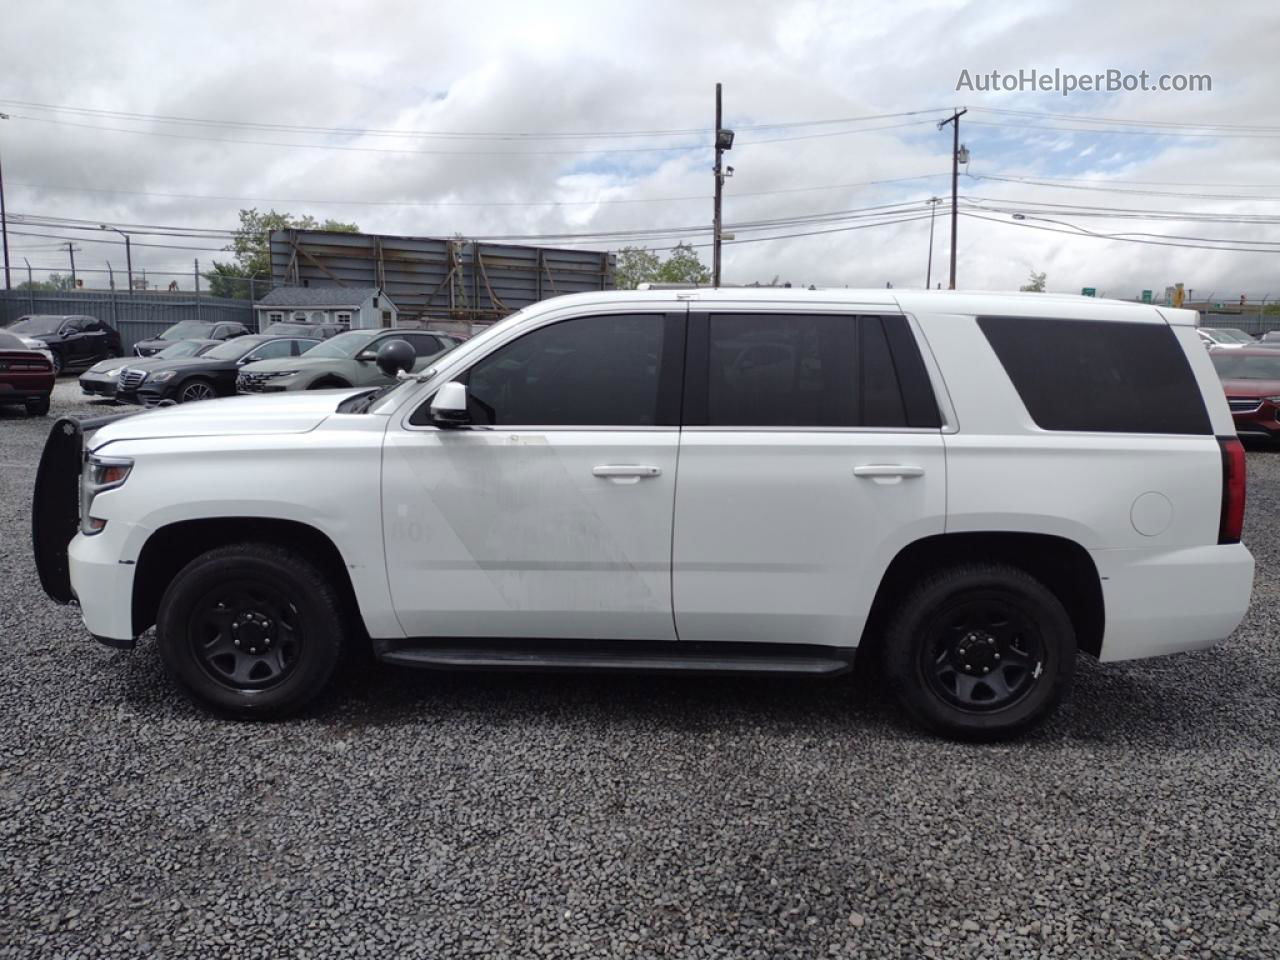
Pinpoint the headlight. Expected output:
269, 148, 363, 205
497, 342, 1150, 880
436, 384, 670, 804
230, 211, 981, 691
101, 366, 123, 377
1264, 396, 1280, 405
81, 455, 133, 535
150, 370, 176, 383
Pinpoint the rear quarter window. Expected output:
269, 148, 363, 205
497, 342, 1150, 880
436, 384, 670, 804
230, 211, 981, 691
978, 316, 1211, 435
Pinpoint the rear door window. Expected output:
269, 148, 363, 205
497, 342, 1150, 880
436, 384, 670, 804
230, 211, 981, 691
978, 316, 1211, 434
692, 313, 940, 429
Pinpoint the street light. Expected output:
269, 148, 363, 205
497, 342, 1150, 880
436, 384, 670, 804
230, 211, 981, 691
100, 224, 132, 291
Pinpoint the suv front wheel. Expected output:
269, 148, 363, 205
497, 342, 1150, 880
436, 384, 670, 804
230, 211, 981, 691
883, 563, 1075, 741
156, 543, 346, 718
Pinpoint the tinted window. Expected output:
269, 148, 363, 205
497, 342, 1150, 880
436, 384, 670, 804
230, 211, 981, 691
247, 340, 295, 362
462, 314, 669, 426
979, 316, 1211, 434
702, 314, 938, 428
1211, 351, 1280, 380
400, 333, 442, 356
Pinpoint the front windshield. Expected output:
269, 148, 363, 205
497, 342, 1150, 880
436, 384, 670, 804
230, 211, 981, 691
205, 337, 263, 361
1212, 353, 1280, 380
161, 321, 209, 340
304, 330, 380, 360
9, 316, 65, 335
156, 340, 206, 359
1219, 329, 1254, 343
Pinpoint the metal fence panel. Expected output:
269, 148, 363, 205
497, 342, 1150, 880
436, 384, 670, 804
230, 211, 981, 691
270, 229, 615, 327
1199, 311, 1280, 337
0, 290, 256, 353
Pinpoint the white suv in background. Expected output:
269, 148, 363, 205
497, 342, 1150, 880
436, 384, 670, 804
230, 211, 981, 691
33, 289, 1253, 740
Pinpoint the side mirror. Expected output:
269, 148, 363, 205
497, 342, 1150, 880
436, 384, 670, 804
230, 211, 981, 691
375, 338, 415, 376
430, 381, 470, 427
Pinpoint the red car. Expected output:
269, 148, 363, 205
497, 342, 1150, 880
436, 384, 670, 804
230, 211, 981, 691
0, 329, 56, 416
1210, 346, 1280, 441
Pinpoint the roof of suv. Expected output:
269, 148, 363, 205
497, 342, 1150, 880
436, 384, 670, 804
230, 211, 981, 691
528, 289, 1197, 326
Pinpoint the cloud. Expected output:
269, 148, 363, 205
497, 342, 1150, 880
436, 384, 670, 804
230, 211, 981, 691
1, 0, 1277, 297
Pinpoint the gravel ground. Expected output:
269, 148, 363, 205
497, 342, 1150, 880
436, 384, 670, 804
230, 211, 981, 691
1, 380, 1278, 959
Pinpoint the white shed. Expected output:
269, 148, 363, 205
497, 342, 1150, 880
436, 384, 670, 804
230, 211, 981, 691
255, 286, 398, 331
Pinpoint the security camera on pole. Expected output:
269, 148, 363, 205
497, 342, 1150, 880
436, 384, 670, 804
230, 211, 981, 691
712, 83, 735, 288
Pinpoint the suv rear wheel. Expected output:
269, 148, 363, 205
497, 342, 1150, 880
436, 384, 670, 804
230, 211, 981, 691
156, 543, 346, 718
883, 563, 1075, 741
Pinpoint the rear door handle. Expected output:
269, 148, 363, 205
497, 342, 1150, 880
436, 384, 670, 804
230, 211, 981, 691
593, 464, 663, 483
853, 464, 925, 479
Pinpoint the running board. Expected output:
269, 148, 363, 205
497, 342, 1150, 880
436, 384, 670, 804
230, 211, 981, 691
379, 642, 853, 676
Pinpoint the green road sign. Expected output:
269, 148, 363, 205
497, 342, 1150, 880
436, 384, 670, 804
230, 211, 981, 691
1141, 290, 1153, 303
1082, 287, 1096, 297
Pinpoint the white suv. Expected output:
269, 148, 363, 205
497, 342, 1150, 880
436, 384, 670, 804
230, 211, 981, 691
32, 289, 1253, 740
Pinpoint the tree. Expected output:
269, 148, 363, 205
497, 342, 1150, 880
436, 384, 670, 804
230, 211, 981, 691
205, 208, 360, 300
16, 273, 75, 292
1020, 270, 1047, 293
613, 242, 710, 289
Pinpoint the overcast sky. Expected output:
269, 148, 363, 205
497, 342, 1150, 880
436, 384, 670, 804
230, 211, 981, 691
2, 0, 1279, 300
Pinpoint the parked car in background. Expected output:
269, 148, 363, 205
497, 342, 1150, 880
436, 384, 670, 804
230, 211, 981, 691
132, 320, 251, 357
1197, 327, 1252, 348
114, 335, 320, 406
0, 329, 56, 415
80, 340, 221, 400
262, 320, 346, 340
6, 315, 122, 374
33, 289, 1252, 740
1212, 327, 1256, 343
237, 328, 457, 393
1209, 346, 1280, 441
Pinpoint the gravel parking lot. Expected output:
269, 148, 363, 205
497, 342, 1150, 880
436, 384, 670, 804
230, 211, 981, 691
1, 380, 1278, 959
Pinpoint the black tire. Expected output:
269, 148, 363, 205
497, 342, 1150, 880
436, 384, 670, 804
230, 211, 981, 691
176, 378, 217, 403
307, 377, 351, 390
156, 543, 346, 719
25, 395, 51, 417
883, 563, 1075, 741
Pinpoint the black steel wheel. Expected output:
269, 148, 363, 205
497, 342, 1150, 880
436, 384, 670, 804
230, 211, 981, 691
190, 581, 304, 691
883, 563, 1075, 741
922, 593, 1044, 712
157, 543, 346, 718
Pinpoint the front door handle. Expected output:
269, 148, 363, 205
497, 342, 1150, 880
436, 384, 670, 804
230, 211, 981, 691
593, 464, 663, 484
853, 464, 925, 480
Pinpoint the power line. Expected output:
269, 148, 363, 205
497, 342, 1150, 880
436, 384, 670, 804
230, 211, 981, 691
969, 106, 1280, 133
6, 172, 949, 208
967, 118, 1280, 140
0, 97, 951, 141
3, 111, 943, 158
963, 211, 1280, 254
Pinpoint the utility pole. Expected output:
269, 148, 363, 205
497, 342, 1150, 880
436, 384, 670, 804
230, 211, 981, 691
107, 261, 115, 290
194, 259, 201, 321
67, 242, 76, 288
938, 108, 967, 289
0, 112, 10, 290
925, 197, 942, 289
712, 82, 735, 288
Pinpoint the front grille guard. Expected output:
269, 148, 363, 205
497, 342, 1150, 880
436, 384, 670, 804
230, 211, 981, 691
31, 412, 138, 604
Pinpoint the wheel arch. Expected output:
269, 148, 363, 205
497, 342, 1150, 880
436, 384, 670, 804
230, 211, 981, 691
860, 531, 1105, 660
131, 517, 365, 643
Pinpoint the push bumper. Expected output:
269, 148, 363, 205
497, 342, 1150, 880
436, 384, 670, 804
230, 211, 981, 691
32, 413, 143, 647
1092, 543, 1254, 661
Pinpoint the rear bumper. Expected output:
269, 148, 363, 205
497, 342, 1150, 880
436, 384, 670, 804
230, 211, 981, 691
1092, 543, 1254, 661
0, 376, 55, 402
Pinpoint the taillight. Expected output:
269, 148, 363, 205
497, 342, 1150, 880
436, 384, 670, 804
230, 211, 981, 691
1218, 436, 1246, 544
